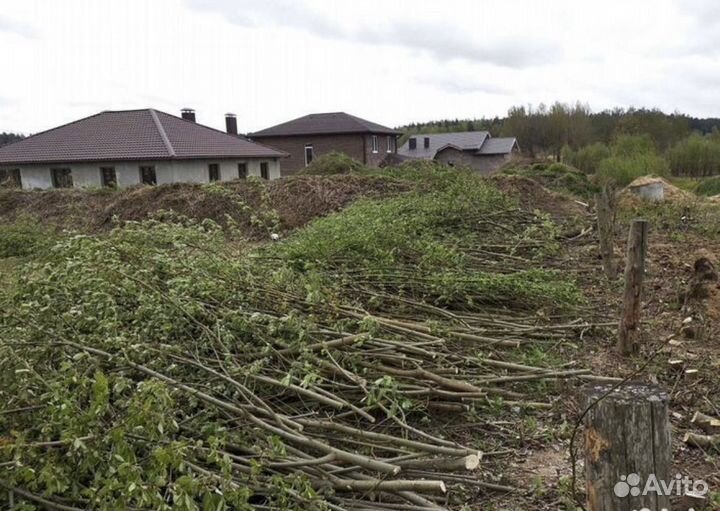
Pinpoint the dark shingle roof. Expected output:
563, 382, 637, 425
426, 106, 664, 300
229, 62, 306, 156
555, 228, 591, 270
398, 132, 518, 159
398, 132, 490, 159
477, 137, 518, 155
250, 112, 400, 137
0, 109, 285, 165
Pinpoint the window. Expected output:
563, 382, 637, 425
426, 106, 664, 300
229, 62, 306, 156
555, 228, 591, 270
386, 136, 394, 153
238, 163, 247, 179
208, 163, 220, 182
371, 135, 378, 153
51, 168, 73, 188
0, 168, 21, 188
408, 138, 417, 150
260, 162, 269, 180
304, 145, 314, 166
140, 166, 156, 185
100, 167, 117, 187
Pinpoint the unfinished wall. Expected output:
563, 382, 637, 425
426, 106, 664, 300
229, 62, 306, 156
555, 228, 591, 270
434, 149, 513, 175
19, 158, 282, 190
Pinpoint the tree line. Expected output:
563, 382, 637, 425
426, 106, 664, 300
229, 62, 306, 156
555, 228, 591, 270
398, 102, 720, 178
0, 132, 24, 147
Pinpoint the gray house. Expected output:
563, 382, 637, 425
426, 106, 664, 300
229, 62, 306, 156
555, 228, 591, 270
397, 132, 519, 174
0, 109, 285, 190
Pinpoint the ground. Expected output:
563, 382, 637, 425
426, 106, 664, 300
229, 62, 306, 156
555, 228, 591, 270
1, 166, 719, 510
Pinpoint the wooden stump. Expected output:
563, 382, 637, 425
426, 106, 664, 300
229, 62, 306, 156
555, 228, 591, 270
584, 383, 671, 511
618, 219, 649, 355
596, 185, 617, 280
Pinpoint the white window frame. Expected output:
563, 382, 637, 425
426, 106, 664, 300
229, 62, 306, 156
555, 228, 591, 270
386, 136, 394, 153
371, 135, 378, 154
304, 145, 314, 166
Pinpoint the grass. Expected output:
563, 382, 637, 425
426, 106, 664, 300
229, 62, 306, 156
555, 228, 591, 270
668, 176, 700, 193
618, 198, 720, 240
695, 176, 720, 196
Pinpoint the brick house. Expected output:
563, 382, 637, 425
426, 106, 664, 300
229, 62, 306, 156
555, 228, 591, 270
249, 112, 400, 176
0, 109, 285, 189
398, 132, 519, 174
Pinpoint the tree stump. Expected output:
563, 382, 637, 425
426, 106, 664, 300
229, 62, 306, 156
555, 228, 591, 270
584, 383, 671, 511
596, 184, 617, 280
618, 219, 649, 355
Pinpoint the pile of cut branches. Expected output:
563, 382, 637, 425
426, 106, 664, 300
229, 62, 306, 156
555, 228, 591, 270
0, 167, 596, 510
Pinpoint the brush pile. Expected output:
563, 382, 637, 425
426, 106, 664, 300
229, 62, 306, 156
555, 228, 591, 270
1, 166, 594, 510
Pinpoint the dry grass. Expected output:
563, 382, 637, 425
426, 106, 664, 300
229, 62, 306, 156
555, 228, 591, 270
0, 174, 412, 238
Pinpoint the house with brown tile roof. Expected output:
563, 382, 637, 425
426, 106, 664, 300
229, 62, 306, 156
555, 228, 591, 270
397, 132, 519, 174
249, 112, 401, 176
0, 109, 286, 189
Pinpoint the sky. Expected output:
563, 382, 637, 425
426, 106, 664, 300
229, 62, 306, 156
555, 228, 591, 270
0, 0, 719, 135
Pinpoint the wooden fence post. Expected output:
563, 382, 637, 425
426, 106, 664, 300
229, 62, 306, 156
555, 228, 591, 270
584, 383, 671, 511
596, 185, 617, 280
618, 219, 648, 355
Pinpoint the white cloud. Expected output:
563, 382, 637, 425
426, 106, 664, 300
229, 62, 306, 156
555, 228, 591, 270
0, 0, 718, 134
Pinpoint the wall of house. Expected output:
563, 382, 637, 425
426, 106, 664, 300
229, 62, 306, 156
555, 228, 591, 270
251, 134, 396, 176
18, 158, 281, 190
434, 149, 513, 175
18, 166, 53, 189
363, 134, 396, 168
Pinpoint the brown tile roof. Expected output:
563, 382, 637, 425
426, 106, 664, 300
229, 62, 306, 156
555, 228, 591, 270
0, 109, 285, 165
250, 112, 400, 137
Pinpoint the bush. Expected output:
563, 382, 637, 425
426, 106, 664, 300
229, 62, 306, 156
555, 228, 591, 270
696, 176, 720, 196
596, 135, 670, 186
0, 220, 57, 258
298, 151, 366, 175
562, 142, 610, 174
669, 134, 720, 177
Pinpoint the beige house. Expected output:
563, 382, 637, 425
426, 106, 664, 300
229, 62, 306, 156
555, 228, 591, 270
0, 109, 285, 190
398, 132, 519, 174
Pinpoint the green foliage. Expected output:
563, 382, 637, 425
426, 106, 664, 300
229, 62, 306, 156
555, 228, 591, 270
617, 198, 720, 240
0, 219, 57, 258
669, 133, 720, 177
596, 134, 670, 186
502, 162, 599, 199
283, 164, 580, 308
283, 167, 505, 269
696, 176, 720, 196
298, 151, 366, 175
561, 142, 610, 174
399, 104, 712, 159
0, 166, 582, 508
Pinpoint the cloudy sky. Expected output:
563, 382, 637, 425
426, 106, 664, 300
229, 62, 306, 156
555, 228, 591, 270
0, 0, 718, 134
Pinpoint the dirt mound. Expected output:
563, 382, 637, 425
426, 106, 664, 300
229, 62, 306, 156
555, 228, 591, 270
620, 176, 694, 205
0, 175, 411, 237
490, 175, 589, 218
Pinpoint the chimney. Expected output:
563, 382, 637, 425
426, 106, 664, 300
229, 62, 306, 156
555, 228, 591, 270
409, 137, 417, 150
225, 113, 238, 136
181, 108, 196, 122
424, 137, 430, 149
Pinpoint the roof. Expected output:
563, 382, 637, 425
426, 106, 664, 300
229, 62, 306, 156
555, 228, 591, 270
250, 112, 400, 137
0, 109, 285, 165
477, 137, 518, 155
398, 132, 490, 159
397, 131, 518, 159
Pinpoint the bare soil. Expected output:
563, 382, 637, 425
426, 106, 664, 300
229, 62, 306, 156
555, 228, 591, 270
0, 174, 411, 238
